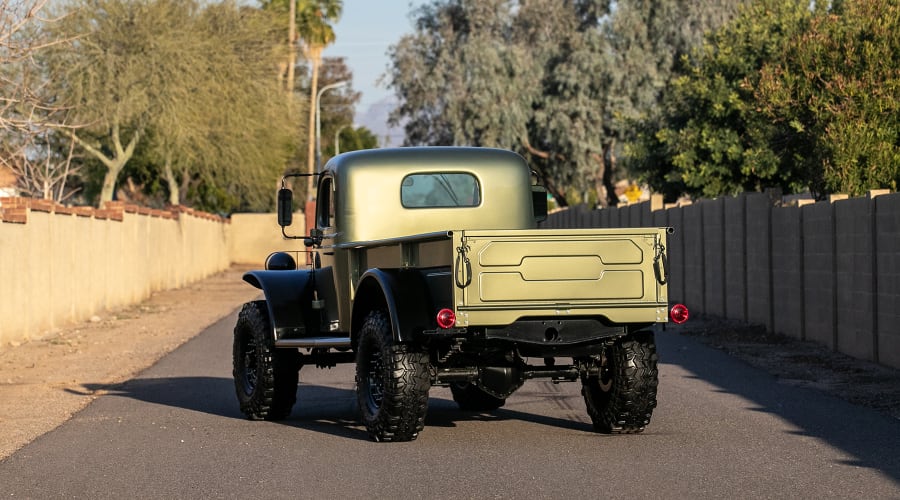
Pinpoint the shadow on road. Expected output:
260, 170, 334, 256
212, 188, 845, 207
427, 397, 593, 433
79, 377, 594, 441
78, 377, 243, 419
659, 333, 900, 484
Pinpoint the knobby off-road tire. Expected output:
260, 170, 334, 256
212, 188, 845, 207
233, 301, 300, 420
450, 383, 506, 411
581, 331, 658, 434
355, 310, 431, 442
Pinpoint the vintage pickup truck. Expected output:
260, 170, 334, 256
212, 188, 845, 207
232, 146, 688, 442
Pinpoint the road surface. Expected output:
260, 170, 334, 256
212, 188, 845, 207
2, 310, 899, 499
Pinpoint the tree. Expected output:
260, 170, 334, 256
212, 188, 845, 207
510, 0, 610, 206
756, 0, 900, 196
608, 0, 746, 114
387, 0, 741, 207
0, 0, 51, 134
625, 0, 810, 200
599, 0, 748, 203
388, 0, 593, 206
6, 131, 82, 201
153, 2, 297, 211
0, 0, 81, 200
327, 126, 377, 158
627, 0, 899, 200
528, 23, 619, 205
42, 0, 297, 211
42, 0, 199, 204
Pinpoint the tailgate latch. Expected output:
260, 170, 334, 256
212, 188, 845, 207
653, 239, 668, 285
455, 243, 472, 288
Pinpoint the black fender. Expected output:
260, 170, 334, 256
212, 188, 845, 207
243, 270, 318, 341
351, 269, 434, 345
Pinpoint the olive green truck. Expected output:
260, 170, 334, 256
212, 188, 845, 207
232, 147, 688, 442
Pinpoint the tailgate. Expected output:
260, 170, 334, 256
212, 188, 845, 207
451, 228, 670, 326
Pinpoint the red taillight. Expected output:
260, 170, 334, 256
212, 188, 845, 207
670, 304, 689, 324
436, 308, 456, 329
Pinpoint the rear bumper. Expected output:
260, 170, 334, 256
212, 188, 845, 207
416, 317, 651, 357
484, 318, 629, 344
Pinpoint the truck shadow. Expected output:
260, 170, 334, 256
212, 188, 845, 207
78, 377, 594, 441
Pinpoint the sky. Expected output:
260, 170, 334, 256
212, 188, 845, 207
321, 1, 427, 144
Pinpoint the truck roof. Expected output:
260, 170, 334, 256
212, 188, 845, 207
321, 147, 537, 244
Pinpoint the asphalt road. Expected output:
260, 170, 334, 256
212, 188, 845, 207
2, 310, 899, 499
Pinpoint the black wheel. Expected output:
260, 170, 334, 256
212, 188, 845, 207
450, 383, 506, 411
233, 301, 300, 420
581, 331, 658, 434
355, 310, 431, 442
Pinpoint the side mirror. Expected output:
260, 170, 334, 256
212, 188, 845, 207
277, 188, 293, 227
532, 185, 548, 223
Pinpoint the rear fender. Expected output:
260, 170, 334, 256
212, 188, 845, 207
243, 270, 317, 341
351, 269, 433, 345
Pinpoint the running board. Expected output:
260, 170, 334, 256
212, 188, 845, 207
275, 337, 352, 349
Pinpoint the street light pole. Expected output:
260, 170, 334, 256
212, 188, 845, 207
334, 124, 350, 156
315, 80, 350, 175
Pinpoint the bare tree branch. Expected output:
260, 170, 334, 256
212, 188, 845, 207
0, 0, 82, 201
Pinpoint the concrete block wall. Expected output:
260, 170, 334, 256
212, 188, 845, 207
545, 190, 900, 369
682, 204, 705, 316
723, 197, 747, 322
771, 206, 803, 339
835, 197, 876, 360
702, 199, 726, 317
802, 200, 836, 349
745, 193, 774, 332
875, 194, 900, 368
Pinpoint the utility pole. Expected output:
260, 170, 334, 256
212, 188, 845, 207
287, 0, 296, 94
305, 45, 323, 201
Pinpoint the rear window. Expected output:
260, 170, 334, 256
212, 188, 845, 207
401, 173, 481, 208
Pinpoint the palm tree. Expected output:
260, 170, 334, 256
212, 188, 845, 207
297, 1, 341, 200
261, 0, 342, 200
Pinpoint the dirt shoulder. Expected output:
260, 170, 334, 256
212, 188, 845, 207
0, 266, 261, 461
673, 317, 900, 421
2, 271, 899, 461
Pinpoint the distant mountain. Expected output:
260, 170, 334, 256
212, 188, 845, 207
356, 96, 405, 147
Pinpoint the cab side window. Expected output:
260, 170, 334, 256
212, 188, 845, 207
317, 177, 336, 228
